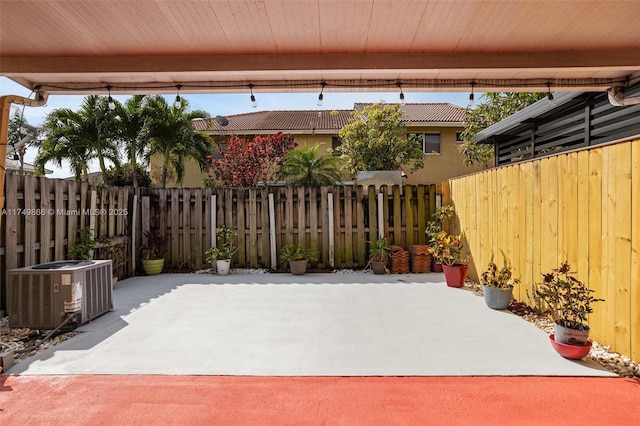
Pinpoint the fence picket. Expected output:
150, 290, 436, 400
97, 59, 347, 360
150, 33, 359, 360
309, 188, 319, 265
320, 187, 330, 267
23, 175, 36, 265
355, 186, 366, 266
247, 189, 258, 268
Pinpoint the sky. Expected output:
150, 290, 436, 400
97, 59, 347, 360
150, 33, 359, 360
1, 76, 474, 178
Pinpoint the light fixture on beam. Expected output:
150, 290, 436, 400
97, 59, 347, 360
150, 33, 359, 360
249, 83, 257, 108
317, 82, 326, 107
468, 81, 476, 107
106, 85, 115, 110
397, 81, 405, 105
174, 84, 182, 108
546, 82, 556, 107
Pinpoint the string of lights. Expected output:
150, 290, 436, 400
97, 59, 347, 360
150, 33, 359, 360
29, 76, 639, 94
13, 75, 639, 110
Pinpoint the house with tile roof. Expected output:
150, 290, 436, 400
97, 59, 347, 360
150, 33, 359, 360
154, 103, 486, 187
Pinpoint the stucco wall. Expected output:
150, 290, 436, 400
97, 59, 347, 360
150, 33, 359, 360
404, 126, 486, 184
152, 127, 487, 187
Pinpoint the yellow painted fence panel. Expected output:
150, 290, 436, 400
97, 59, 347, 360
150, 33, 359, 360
447, 138, 640, 361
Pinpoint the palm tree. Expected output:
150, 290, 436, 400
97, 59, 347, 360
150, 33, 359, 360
113, 95, 147, 187
36, 95, 122, 180
34, 129, 93, 180
279, 144, 343, 187
140, 95, 213, 187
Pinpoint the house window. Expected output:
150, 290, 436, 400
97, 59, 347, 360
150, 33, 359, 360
456, 132, 464, 143
409, 133, 441, 154
209, 139, 226, 159
331, 136, 342, 156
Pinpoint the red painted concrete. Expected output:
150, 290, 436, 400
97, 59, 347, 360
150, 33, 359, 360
1, 376, 639, 425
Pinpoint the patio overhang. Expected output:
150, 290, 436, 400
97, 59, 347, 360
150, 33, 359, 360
1, 1, 640, 95
3, 50, 639, 95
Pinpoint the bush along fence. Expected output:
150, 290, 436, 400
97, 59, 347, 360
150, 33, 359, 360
0, 174, 439, 308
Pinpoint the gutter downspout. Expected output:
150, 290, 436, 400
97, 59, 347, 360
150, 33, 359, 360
607, 86, 640, 106
0, 90, 49, 223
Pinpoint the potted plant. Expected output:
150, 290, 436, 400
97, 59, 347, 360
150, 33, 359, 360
368, 237, 391, 274
205, 225, 239, 275
280, 243, 317, 275
480, 249, 520, 309
429, 231, 468, 287
534, 262, 604, 358
337, 102, 424, 186
425, 205, 455, 272
140, 230, 169, 275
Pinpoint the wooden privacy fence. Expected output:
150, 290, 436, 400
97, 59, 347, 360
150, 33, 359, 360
0, 173, 133, 274
1, 178, 438, 309
446, 137, 640, 361
135, 184, 439, 270
0, 173, 133, 310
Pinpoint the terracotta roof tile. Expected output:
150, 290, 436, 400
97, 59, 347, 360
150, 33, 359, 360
195, 103, 464, 133
354, 103, 466, 122
194, 110, 352, 132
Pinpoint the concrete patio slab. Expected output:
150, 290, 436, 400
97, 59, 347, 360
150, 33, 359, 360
6, 272, 614, 376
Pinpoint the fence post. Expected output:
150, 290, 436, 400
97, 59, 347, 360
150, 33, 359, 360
377, 192, 384, 239
211, 194, 217, 246
131, 194, 138, 275
89, 190, 97, 258
328, 192, 334, 267
268, 192, 276, 269
141, 196, 150, 251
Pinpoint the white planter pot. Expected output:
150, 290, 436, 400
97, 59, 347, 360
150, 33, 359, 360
216, 259, 231, 275
554, 322, 590, 345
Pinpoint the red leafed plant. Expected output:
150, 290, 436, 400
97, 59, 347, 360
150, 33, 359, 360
207, 132, 295, 187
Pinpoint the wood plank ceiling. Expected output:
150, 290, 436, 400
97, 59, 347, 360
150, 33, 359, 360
1, 0, 639, 94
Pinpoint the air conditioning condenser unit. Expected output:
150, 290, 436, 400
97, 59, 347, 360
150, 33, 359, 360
8, 260, 113, 329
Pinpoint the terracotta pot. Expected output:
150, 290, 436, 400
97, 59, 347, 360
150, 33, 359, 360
442, 264, 468, 288
431, 257, 443, 273
371, 261, 387, 274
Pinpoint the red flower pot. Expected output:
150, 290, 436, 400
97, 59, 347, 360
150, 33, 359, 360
549, 335, 592, 359
431, 257, 444, 273
442, 264, 469, 288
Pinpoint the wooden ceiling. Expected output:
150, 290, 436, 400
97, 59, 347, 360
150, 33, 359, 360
1, 0, 639, 94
